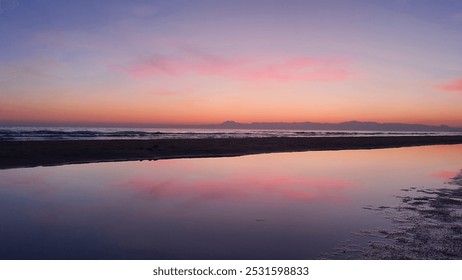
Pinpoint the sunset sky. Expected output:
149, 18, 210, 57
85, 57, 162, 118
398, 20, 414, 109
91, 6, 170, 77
1, 0, 462, 126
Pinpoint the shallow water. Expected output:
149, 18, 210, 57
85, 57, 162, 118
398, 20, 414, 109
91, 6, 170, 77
0, 144, 461, 259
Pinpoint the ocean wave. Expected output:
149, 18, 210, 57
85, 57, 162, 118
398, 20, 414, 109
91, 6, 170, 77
1, 127, 461, 141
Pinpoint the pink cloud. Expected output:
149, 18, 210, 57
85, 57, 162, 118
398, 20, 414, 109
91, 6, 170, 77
124, 53, 353, 82
437, 78, 462, 93
243, 57, 351, 82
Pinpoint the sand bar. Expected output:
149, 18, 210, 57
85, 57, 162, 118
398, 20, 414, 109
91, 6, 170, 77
1, 136, 462, 169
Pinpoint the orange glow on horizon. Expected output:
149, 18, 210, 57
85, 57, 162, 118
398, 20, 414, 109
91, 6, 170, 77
1, 88, 462, 127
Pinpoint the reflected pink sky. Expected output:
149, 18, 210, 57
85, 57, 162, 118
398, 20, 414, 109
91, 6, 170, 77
123, 175, 356, 204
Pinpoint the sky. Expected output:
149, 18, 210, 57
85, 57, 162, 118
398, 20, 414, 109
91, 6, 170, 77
1, 0, 462, 126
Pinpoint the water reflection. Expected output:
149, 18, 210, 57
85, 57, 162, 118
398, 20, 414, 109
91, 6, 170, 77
122, 176, 356, 203
0, 144, 461, 259
432, 170, 460, 179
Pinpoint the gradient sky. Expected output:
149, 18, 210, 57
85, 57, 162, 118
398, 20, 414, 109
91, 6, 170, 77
1, 0, 462, 126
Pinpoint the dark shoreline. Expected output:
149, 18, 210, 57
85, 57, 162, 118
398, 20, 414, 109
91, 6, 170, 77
1, 136, 462, 169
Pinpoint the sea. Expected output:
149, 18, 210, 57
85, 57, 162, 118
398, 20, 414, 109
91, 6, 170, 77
1, 126, 462, 141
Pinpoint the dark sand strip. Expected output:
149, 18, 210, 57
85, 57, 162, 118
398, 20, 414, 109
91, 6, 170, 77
1, 136, 462, 169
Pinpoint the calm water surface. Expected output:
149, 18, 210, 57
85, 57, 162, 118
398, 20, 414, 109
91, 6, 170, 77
0, 145, 461, 259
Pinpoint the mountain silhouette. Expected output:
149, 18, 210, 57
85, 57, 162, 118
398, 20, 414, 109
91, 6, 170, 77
199, 120, 461, 131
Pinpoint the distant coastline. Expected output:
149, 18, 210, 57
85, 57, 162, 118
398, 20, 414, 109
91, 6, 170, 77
209, 120, 462, 132
1, 136, 462, 169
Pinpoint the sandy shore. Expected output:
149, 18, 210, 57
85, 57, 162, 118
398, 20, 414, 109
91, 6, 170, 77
1, 136, 462, 169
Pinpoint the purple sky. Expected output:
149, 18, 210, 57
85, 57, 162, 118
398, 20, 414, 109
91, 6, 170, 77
1, 0, 462, 126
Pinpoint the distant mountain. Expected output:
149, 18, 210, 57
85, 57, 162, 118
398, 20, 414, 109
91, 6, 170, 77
11, 120, 457, 131
201, 120, 462, 132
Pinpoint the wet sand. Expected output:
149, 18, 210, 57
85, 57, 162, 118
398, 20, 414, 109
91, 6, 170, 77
334, 171, 462, 260
1, 136, 462, 169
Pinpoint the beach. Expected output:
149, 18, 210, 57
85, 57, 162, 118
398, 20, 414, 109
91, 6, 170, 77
1, 135, 462, 169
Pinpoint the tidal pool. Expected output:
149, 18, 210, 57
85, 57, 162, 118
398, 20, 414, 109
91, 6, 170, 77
0, 144, 461, 259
